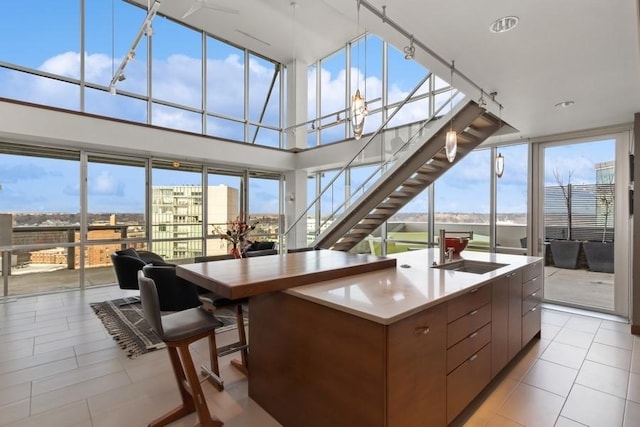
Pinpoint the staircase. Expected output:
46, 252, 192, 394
312, 99, 502, 252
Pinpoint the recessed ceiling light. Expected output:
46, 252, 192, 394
554, 101, 575, 108
489, 16, 519, 33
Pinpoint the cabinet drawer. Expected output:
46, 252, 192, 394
522, 304, 541, 344
447, 323, 491, 374
446, 343, 492, 424
522, 260, 543, 283
522, 276, 542, 299
447, 285, 491, 323
447, 303, 491, 348
522, 290, 542, 314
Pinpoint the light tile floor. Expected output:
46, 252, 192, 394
0, 286, 638, 427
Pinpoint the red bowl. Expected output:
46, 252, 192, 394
444, 237, 469, 253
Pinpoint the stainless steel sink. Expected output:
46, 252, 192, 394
431, 259, 508, 274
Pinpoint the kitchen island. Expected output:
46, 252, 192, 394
248, 249, 543, 427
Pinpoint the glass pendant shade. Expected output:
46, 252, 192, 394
445, 130, 457, 162
496, 152, 505, 177
351, 89, 368, 140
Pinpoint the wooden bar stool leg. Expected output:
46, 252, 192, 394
230, 304, 249, 375
202, 331, 224, 391
177, 343, 223, 427
148, 346, 195, 427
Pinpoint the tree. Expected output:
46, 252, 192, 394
597, 174, 614, 243
553, 168, 574, 240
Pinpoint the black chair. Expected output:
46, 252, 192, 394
110, 248, 173, 306
245, 248, 278, 257
287, 246, 320, 253
137, 272, 224, 427
245, 241, 276, 252
193, 254, 249, 377
142, 265, 203, 312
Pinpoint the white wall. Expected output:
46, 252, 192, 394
0, 100, 296, 173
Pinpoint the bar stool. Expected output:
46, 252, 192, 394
194, 255, 249, 377
138, 271, 224, 427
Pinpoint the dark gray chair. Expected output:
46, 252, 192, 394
138, 271, 224, 427
141, 265, 202, 312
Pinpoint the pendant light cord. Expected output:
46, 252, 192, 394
449, 60, 455, 130
356, 0, 361, 90
111, 0, 115, 77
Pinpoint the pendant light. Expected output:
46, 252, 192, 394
445, 60, 457, 162
495, 152, 505, 177
351, 0, 367, 140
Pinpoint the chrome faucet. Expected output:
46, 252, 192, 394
438, 229, 474, 265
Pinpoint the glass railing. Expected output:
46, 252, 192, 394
285, 72, 464, 246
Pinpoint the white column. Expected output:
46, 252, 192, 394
286, 58, 308, 151
285, 58, 310, 248
285, 169, 309, 249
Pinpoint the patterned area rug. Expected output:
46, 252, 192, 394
90, 297, 247, 358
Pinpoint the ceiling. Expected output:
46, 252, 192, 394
132, 0, 640, 141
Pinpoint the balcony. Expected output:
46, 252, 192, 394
0, 223, 616, 313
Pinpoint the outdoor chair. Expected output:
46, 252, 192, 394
137, 271, 224, 427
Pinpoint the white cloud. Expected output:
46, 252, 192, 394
89, 171, 124, 196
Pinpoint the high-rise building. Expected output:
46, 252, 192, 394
151, 184, 239, 259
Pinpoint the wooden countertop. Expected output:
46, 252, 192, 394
176, 249, 397, 300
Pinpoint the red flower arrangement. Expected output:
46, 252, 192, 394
214, 215, 258, 258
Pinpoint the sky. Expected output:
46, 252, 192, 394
0, 1, 617, 216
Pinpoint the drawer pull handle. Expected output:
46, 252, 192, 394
470, 288, 479, 294
469, 310, 479, 316
469, 354, 478, 362
532, 277, 538, 282
469, 332, 478, 339
531, 307, 537, 312
531, 292, 537, 297
415, 326, 430, 335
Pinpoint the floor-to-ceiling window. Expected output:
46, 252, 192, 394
0, 144, 81, 295
84, 153, 148, 287
435, 149, 491, 251
0, 138, 285, 298
150, 160, 203, 261
539, 138, 623, 314
532, 131, 632, 318
205, 169, 244, 255
85, 0, 148, 121
495, 143, 529, 252
0, 1, 283, 145
248, 173, 281, 244
151, 14, 203, 133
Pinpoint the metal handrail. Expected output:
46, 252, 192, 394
283, 71, 435, 240
314, 88, 460, 234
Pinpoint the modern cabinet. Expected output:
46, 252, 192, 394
522, 260, 543, 344
388, 303, 447, 426
445, 285, 492, 423
491, 275, 509, 377
507, 269, 523, 360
